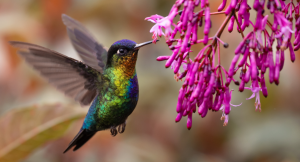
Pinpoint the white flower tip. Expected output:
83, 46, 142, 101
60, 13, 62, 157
148, 19, 156, 23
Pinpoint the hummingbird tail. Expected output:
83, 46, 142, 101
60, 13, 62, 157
63, 129, 96, 153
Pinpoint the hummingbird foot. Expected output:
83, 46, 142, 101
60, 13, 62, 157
110, 126, 118, 136
118, 121, 126, 133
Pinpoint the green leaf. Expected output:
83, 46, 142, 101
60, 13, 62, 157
0, 104, 86, 162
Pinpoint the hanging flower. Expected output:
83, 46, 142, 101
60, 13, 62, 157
245, 81, 262, 112
220, 90, 242, 126
145, 14, 174, 42
145, 0, 300, 128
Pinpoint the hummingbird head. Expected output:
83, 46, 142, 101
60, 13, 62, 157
106, 39, 155, 68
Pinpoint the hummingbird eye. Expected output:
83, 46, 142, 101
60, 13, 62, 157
117, 48, 127, 55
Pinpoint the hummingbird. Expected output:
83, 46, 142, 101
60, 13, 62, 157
10, 14, 157, 153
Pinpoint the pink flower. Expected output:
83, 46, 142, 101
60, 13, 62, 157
274, 12, 294, 48
275, 26, 294, 40
220, 90, 242, 126
145, 0, 300, 129
255, 14, 268, 45
245, 81, 262, 111
145, 14, 174, 42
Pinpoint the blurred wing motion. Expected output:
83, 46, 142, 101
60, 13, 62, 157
10, 41, 102, 106
62, 14, 107, 73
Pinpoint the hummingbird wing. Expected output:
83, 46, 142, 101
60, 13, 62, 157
62, 14, 107, 74
10, 41, 103, 106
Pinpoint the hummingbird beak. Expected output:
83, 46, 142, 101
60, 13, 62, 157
134, 40, 159, 50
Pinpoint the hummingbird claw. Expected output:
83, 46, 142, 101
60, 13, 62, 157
118, 121, 126, 133
110, 126, 118, 136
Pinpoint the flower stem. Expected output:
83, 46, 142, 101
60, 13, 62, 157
212, 10, 235, 48
233, 11, 245, 38
209, 11, 226, 15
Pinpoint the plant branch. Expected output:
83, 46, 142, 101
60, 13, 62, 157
233, 11, 245, 38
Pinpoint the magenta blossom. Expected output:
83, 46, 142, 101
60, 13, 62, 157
145, 14, 175, 42
245, 81, 262, 112
146, 0, 300, 129
220, 90, 242, 126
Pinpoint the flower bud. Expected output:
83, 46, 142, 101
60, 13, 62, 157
239, 79, 245, 92
212, 93, 220, 111
274, 50, 280, 85
244, 68, 251, 83
260, 73, 268, 97
174, 56, 183, 74
176, 87, 185, 112
224, 88, 231, 115
198, 98, 208, 116
250, 52, 258, 81
165, 47, 180, 68
204, 73, 215, 97
175, 112, 183, 122
288, 42, 296, 62
215, 92, 224, 111
268, 51, 275, 83
228, 54, 240, 77
218, 0, 227, 11
228, 16, 235, 33
204, 7, 210, 35
187, 112, 193, 130
235, 32, 253, 54
280, 50, 285, 71
156, 56, 170, 61
189, 62, 199, 86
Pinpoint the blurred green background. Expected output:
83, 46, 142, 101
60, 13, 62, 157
0, 0, 300, 162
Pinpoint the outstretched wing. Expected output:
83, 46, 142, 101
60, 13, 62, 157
62, 14, 107, 74
10, 41, 103, 106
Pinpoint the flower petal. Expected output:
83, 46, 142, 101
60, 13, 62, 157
150, 24, 159, 33
246, 93, 256, 100
147, 19, 156, 23
230, 102, 242, 107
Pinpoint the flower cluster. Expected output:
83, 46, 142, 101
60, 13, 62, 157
146, 0, 299, 129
